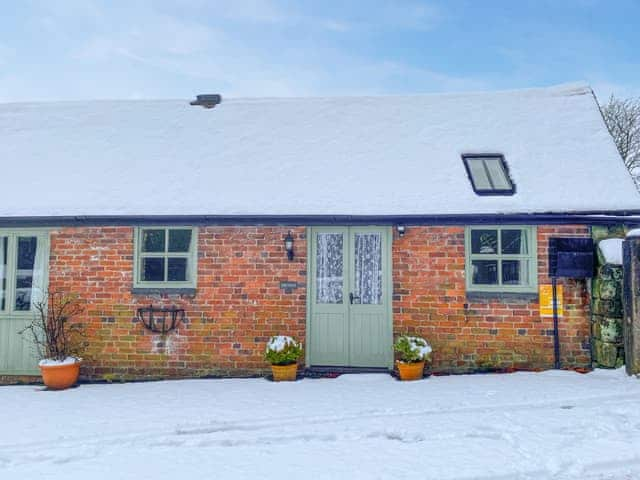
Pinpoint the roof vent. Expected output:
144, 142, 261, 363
190, 94, 222, 109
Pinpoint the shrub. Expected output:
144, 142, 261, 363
394, 335, 432, 363
19, 291, 87, 362
264, 335, 303, 366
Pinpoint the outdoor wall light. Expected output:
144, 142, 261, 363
396, 224, 406, 237
284, 231, 295, 261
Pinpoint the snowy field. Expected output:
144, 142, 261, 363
1, 369, 639, 480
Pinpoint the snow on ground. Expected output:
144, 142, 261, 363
1, 369, 639, 480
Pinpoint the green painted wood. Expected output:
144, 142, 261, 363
0, 230, 50, 375
0, 317, 39, 374
464, 225, 538, 293
308, 227, 350, 366
133, 226, 198, 289
307, 226, 392, 368
348, 227, 393, 368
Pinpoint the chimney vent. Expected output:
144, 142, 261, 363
190, 94, 222, 109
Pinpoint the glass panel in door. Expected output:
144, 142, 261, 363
352, 233, 383, 305
0, 237, 7, 312
14, 236, 44, 311
0, 232, 49, 375
316, 233, 344, 304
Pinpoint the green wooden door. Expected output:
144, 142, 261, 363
308, 227, 392, 368
0, 231, 50, 375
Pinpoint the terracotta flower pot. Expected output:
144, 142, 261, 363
40, 361, 81, 390
396, 360, 425, 381
271, 363, 298, 381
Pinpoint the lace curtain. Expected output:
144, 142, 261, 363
0, 237, 6, 311
30, 236, 47, 310
316, 233, 344, 304
354, 233, 382, 305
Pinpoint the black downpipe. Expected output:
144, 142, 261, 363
552, 276, 561, 369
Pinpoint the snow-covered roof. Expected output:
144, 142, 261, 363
0, 83, 637, 218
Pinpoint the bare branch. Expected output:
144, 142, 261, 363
601, 95, 640, 185
19, 291, 87, 361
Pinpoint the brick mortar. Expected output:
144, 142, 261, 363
48, 226, 307, 382
393, 225, 592, 372
2, 224, 592, 382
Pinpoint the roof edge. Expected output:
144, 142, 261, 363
1, 211, 639, 227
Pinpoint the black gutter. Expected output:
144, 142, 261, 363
0, 212, 639, 227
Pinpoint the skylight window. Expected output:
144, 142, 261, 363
462, 154, 515, 196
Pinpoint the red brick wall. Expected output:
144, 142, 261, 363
393, 225, 592, 372
45, 224, 591, 381
48, 227, 307, 380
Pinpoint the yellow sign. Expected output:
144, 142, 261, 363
539, 284, 563, 317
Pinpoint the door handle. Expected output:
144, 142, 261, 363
349, 293, 360, 304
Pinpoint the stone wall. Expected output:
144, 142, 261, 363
592, 226, 626, 368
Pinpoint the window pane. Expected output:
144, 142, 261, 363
0, 237, 7, 311
483, 158, 511, 189
502, 260, 528, 285
142, 257, 165, 281
472, 260, 498, 285
471, 229, 498, 254
463, 155, 514, 195
354, 233, 382, 305
168, 230, 192, 253
168, 258, 188, 281
15, 237, 38, 311
467, 159, 491, 189
142, 229, 165, 252
501, 229, 527, 254
316, 233, 344, 304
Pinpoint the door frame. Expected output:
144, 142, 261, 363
0, 228, 51, 375
305, 226, 393, 368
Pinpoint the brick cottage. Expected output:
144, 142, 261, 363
0, 84, 638, 382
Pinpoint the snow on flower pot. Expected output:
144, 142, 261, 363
39, 357, 82, 390
264, 335, 303, 382
394, 335, 432, 381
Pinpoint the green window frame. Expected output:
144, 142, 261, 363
133, 227, 198, 289
464, 226, 537, 293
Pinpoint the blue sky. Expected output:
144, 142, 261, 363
0, 0, 638, 102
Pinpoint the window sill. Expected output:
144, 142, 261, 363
465, 291, 538, 302
131, 287, 197, 296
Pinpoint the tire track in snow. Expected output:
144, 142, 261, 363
2, 392, 639, 469
173, 392, 640, 435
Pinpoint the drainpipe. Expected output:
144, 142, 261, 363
552, 276, 561, 369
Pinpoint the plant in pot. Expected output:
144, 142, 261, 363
20, 292, 86, 390
394, 335, 432, 381
264, 335, 303, 381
